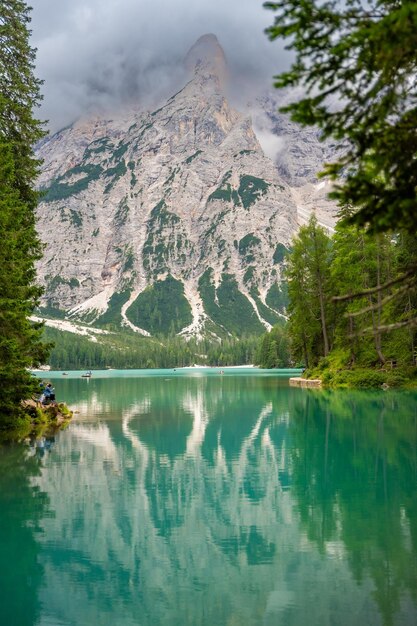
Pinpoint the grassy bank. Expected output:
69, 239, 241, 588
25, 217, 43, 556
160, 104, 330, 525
0, 401, 73, 441
304, 359, 417, 390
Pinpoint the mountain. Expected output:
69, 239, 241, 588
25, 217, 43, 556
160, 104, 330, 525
249, 92, 338, 232
35, 34, 336, 340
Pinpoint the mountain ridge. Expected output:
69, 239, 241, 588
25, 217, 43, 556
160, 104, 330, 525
35, 34, 335, 339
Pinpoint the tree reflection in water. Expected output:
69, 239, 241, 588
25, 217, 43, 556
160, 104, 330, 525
0, 438, 51, 626
6, 375, 417, 626
289, 390, 417, 626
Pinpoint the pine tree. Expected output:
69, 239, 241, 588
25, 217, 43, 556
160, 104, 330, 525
391, 232, 417, 364
0, 1, 49, 426
331, 222, 396, 365
265, 0, 417, 234
265, 0, 417, 336
286, 215, 334, 367
256, 325, 290, 368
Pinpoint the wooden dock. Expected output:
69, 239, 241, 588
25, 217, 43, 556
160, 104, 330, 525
289, 377, 322, 388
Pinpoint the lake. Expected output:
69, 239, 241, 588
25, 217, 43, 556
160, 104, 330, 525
1, 369, 417, 626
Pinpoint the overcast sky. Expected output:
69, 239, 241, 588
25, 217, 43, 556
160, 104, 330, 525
29, 0, 290, 133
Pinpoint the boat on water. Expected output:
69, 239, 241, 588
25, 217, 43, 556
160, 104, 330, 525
81, 370, 92, 378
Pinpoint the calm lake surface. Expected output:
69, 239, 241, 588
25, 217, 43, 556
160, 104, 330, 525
1, 368, 417, 626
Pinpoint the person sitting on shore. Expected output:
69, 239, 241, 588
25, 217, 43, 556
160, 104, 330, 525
38, 381, 46, 404
40, 383, 53, 405
48, 383, 56, 403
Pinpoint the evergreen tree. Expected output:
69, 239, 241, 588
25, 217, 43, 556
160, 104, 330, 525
257, 324, 290, 368
0, 1, 45, 201
331, 222, 395, 365
265, 0, 417, 343
390, 232, 417, 363
286, 215, 333, 367
0, 1, 48, 426
265, 0, 417, 234
285, 217, 416, 377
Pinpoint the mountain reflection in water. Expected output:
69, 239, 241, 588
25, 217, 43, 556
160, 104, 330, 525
1, 374, 416, 626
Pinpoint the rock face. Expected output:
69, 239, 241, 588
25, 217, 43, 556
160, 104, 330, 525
249, 92, 338, 232
35, 34, 335, 339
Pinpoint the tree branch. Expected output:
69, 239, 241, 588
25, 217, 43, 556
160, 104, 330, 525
333, 267, 416, 302
352, 316, 417, 336
346, 281, 415, 318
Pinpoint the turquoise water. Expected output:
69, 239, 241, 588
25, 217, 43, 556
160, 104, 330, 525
1, 370, 417, 625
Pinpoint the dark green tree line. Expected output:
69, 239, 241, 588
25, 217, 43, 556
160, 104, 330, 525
43, 327, 262, 370
285, 215, 417, 382
257, 323, 291, 368
0, 1, 49, 426
286, 215, 334, 367
265, 0, 417, 374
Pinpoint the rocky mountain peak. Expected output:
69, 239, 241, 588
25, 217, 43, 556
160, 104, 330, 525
184, 33, 227, 84
34, 34, 337, 340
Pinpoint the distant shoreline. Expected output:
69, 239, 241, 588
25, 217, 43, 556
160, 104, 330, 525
31, 366, 303, 379
179, 364, 255, 369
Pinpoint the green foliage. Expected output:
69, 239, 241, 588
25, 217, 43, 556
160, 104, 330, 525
0, 3, 50, 426
149, 200, 180, 228
142, 201, 185, 276
82, 137, 113, 159
0, 0, 45, 204
250, 289, 282, 327
95, 290, 132, 329
256, 324, 291, 368
198, 335, 260, 367
198, 270, 265, 337
114, 197, 129, 226
285, 215, 417, 385
43, 164, 103, 202
243, 266, 255, 285
330, 222, 397, 366
308, 361, 409, 389
137, 121, 154, 139
266, 282, 288, 314
103, 159, 127, 193
238, 175, 269, 210
203, 210, 230, 240
122, 246, 135, 273
286, 215, 334, 367
238, 233, 261, 264
126, 275, 192, 335
164, 166, 179, 186
129, 165, 137, 187
185, 150, 202, 164
46, 275, 80, 291
43, 326, 262, 369
273, 243, 289, 265
112, 141, 129, 161
36, 306, 67, 320
208, 173, 269, 209
265, 0, 417, 233
208, 171, 236, 204
69, 209, 82, 228
238, 149, 255, 156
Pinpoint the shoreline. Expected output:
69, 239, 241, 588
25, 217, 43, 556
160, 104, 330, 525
179, 364, 255, 369
30, 366, 304, 379
302, 364, 417, 390
0, 401, 74, 441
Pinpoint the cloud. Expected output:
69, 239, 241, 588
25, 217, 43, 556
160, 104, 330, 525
251, 112, 287, 162
29, 0, 290, 133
